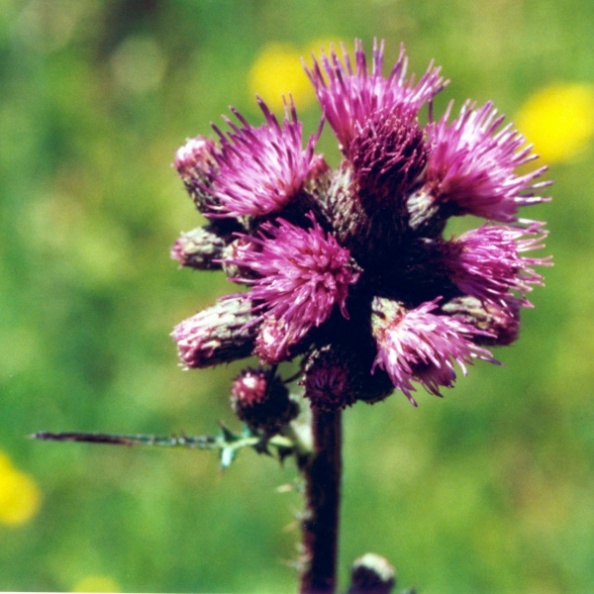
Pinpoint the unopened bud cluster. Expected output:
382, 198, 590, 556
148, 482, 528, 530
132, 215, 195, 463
171, 39, 550, 417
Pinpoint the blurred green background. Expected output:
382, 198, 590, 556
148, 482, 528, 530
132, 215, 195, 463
1, 0, 593, 592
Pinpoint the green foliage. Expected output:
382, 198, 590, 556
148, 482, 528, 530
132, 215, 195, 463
1, 0, 593, 592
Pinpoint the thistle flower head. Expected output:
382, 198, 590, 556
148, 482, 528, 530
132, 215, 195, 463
227, 215, 360, 363
305, 39, 446, 152
205, 97, 320, 218
441, 223, 551, 306
172, 38, 550, 414
348, 105, 428, 207
371, 298, 495, 405
425, 101, 551, 221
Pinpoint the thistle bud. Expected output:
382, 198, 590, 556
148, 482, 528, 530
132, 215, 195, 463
230, 368, 299, 433
441, 295, 520, 346
170, 226, 227, 270
347, 553, 396, 594
174, 136, 216, 182
173, 136, 220, 213
221, 236, 261, 280
303, 344, 393, 411
172, 296, 259, 368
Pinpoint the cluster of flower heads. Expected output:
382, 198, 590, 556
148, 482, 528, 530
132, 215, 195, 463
171, 39, 550, 416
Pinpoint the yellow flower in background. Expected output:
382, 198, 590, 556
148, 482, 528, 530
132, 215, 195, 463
0, 451, 41, 525
515, 83, 594, 164
248, 38, 342, 112
248, 42, 314, 111
72, 575, 121, 593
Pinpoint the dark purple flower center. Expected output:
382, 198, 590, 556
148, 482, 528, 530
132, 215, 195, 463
348, 108, 428, 209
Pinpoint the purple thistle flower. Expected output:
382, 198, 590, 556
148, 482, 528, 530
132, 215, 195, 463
425, 101, 551, 222
348, 105, 428, 206
441, 223, 550, 306
304, 38, 446, 152
371, 298, 496, 406
227, 215, 360, 363
172, 39, 551, 410
206, 97, 320, 218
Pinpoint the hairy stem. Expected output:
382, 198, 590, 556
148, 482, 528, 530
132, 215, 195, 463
299, 407, 343, 594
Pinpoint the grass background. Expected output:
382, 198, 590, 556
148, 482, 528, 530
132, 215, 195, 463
1, 0, 593, 592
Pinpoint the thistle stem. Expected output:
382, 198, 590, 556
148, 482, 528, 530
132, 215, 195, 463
299, 407, 342, 594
